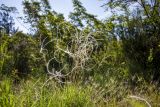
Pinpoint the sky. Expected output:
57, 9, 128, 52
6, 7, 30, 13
0, 0, 109, 33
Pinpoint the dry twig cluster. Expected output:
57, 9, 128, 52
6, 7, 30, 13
40, 27, 98, 83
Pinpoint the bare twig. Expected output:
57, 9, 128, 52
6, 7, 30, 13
39, 26, 99, 83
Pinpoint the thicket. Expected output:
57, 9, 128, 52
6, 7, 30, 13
0, 0, 160, 106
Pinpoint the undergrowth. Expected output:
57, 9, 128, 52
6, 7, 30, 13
0, 76, 160, 107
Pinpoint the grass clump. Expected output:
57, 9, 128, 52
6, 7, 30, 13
0, 76, 160, 107
0, 77, 94, 107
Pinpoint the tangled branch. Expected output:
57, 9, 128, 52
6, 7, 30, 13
40, 26, 99, 83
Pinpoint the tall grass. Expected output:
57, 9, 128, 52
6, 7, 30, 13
0, 76, 160, 107
0, 77, 93, 107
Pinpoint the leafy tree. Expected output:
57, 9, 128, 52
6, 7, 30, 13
102, 0, 160, 82
22, 0, 79, 79
0, 4, 17, 35
0, 32, 40, 79
69, 0, 105, 30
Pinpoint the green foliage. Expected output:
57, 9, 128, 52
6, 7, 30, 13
0, 78, 15, 107
51, 85, 93, 107
0, 77, 94, 107
0, 4, 18, 35
0, 76, 160, 107
0, 32, 44, 79
1, 1, 160, 106
10, 32, 41, 78
0, 34, 12, 75
69, 0, 105, 30
102, 0, 160, 82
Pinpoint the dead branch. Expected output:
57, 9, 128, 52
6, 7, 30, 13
40, 26, 99, 83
